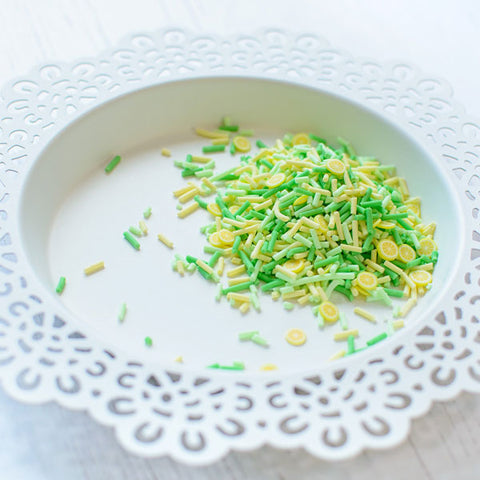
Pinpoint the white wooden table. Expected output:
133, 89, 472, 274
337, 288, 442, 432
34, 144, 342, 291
1, 1, 479, 478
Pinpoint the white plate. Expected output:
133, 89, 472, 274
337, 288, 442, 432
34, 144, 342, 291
0, 29, 479, 465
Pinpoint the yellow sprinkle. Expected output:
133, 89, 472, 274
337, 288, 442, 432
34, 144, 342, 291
139, 220, 148, 235
273, 200, 290, 222
195, 127, 226, 139
297, 294, 311, 305
377, 275, 391, 284
161, 148, 171, 157
176, 260, 185, 276
173, 183, 197, 197
353, 307, 376, 323
352, 220, 359, 247
328, 349, 346, 361
275, 265, 297, 280
253, 198, 273, 211
251, 239, 265, 259
201, 177, 217, 193
174, 355, 183, 363
215, 218, 222, 232
399, 298, 417, 317
196, 259, 215, 276
340, 244, 362, 253
177, 202, 200, 218
245, 233, 255, 248
84, 261, 105, 276
211, 137, 230, 145
393, 320, 405, 330
307, 186, 331, 196
260, 363, 278, 371
383, 260, 404, 276
333, 211, 344, 240
157, 233, 174, 248
237, 195, 264, 203
178, 187, 200, 203
282, 289, 307, 300
228, 276, 251, 286
231, 257, 243, 265
333, 329, 359, 341
239, 302, 250, 314
233, 224, 259, 236
216, 257, 225, 276
226, 292, 251, 302
364, 259, 384, 273
227, 265, 246, 278
351, 196, 358, 215
271, 291, 281, 301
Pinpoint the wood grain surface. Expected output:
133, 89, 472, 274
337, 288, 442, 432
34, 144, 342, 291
0, 1, 479, 478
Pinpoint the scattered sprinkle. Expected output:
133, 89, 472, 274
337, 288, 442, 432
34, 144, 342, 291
55, 276, 66, 294
105, 155, 121, 173
123, 231, 140, 250
84, 261, 105, 276
145, 336, 153, 347
118, 302, 127, 322
161, 148, 171, 157
143, 207, 152, 219
157, 233, 174, 249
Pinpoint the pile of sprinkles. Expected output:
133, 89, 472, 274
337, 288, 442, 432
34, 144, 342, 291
54, 116, 439, 370
169, 117, 438, 363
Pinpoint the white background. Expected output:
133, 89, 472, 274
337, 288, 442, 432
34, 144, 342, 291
1, 1, 479, 478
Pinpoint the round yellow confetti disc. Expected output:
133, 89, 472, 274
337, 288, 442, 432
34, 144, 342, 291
207, 202, 222, 217
208, 231, 223, 248
293, 194, 309, 206
292, 133, 311, 146
377, 239, 399, 261
356, 271, 378, 291
409, 269, 432, 287
417, 237, 436, 256
266, 172, 285, 188
233, 136, 251, 153
318, 301, 339, 323
398, 244, 416, 263
218, 229, 235, 246
326, 158, 346, 176
285, 328, 307, 346
283, 258, 305, 273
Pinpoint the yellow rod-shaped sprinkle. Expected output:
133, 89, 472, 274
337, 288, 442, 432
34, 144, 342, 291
157, 233, 174, 249
177, 202, 199, 218
353, 307, 377, 323
333, 329, 359, 342
84, 261, 105, 276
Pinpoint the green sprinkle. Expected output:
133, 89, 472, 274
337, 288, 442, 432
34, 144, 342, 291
384, 288, 404, 298
143, 207, 152, 219
347, 335, 355, 355
366, 332, 388, 346
251, 334, 269, 347
194, 195, 208, 209
238, 330, 259, 341
208, 251, 222, 268
145, 336, 153, 347
129, 226, 142, 237
105, 155, 121, 173
339, 312, 348, 330
123, 231, 140, 250
256, 140, 267, 148
218, 125, 239, 132
55, 276, 66, 294
222, 281, 255, 294
239, 129, 254, 137
118, 302, 127, 322
230, 142, 236, 155
283, 301, 294, 311
203, 145, 226, 153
